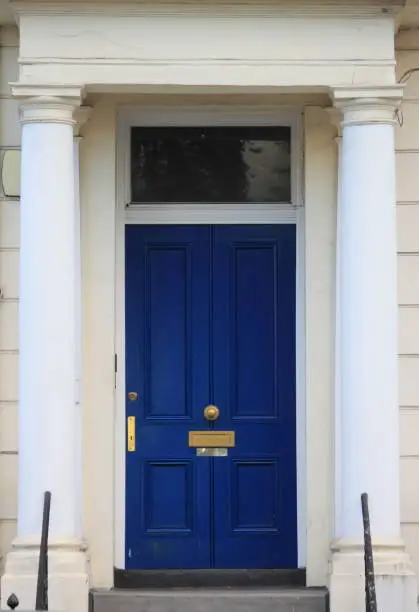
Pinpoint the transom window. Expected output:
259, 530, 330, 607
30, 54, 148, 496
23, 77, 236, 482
130, 126, 291, 204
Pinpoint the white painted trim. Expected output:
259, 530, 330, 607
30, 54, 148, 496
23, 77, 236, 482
125, 204, 298, 225
11, 83, 85, 101
119, 105, 300, 127
295, 204, 307, 569
114, 104, 306, 570
334, 136, 342, 540
114, 110, 128, 571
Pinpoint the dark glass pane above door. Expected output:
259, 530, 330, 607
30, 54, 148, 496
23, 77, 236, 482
130, 127, 291, 203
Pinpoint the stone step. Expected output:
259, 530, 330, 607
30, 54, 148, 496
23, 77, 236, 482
90, 587, 329, 612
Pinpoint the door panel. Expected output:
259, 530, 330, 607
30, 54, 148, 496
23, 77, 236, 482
212, 225, 297, 568
125, 225, 211, 569
125, 224, 297, 570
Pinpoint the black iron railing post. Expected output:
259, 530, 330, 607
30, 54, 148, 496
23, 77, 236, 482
6, 491, 51, 611
361, 492, 377, 612
35, 491, 51, 611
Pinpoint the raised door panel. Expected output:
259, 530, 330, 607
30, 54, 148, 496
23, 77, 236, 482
231, 460, 280, 532
229, 243, 278, 420
144, 246, 192, 419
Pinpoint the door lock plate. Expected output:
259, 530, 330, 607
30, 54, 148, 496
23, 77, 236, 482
127, 416, 136, 452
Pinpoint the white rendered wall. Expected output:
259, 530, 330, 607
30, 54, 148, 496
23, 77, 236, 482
395, 35, 419, 584
0, 25, 19, 574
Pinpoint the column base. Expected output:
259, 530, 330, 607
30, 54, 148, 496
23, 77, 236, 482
329, 538, 417, 612
0, 537, 89, 612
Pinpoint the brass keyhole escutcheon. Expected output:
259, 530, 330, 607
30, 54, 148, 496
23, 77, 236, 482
128, 392, 138, 401
204, 405, 220, 421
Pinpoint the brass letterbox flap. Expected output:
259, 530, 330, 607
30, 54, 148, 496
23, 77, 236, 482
188, 430, 235, 447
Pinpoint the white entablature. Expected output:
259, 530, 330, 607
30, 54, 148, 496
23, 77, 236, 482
9, 0, 403, 92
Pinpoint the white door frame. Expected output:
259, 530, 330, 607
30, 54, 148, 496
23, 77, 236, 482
114, 104, 306, 570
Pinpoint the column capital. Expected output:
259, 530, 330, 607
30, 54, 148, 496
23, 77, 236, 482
19, 97, 79, 126
10, 83, 85, 126
330, 85, 404, 127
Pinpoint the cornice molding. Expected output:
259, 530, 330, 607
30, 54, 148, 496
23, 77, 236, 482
10, 0, 406, 18
18, 58, 396, 67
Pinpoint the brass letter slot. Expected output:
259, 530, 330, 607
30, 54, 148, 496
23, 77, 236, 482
127, 416, 136, 452
188, 431, 235, 448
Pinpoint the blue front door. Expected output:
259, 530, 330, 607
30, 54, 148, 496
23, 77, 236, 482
125, 224, 297, 570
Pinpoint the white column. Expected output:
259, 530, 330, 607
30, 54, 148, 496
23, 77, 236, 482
338, 98, 399, 538
329, 88, 416, 612
1, 95, 89, 612
18, 98, 80, 539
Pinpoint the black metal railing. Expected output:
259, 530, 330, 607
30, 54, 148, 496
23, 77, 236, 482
5, 489, 378, 612
361, 492, 377, 612
35, 491, 51, 610
7, 491, 51, 611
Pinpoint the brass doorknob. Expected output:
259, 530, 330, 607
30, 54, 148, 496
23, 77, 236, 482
204, 405, 220, 421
